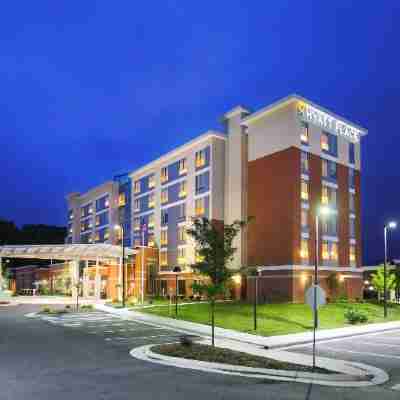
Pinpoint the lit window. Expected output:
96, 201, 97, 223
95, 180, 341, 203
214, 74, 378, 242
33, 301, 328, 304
349, 245, 356, 263
300, 122, 309, 145
195, 249, 205, 263
134, 180, 141, 194
134, 218, 140, 231
195, 198, 205, 216
161, 167, 168, 183
179, 181, 187, 198
301, 151, 309, 174
148, 213, 155, 228
148, 174, 155, 189
301, 180, 309, 201
177, 247, 186, 265
118, 192, 126, 206
301, 209, 308, 228
300, 239, 309, 259
322, 241, 338, 262
103, 228, 109, 240
195, 150, 206, 168
330, 243, 338, 261
178, 226, 186, 242
161, 229, 168, 246
115, 227, 122, 242
179, 158, 187, 175
322, 242, 329, 260
148, 233, 155, 247
321, 132, 329, 152
68, 210, 74, 220
148, 193, 155, 208
160, 251, 168, 266
134, 199, 140, 212
321, 187, 329, 205
161, 188, 168, 204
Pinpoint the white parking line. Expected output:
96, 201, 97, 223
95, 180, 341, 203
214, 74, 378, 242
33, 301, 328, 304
357, 340, 400, 349
320, 345, 400, 360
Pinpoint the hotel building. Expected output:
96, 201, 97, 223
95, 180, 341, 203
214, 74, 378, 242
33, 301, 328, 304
66, 94, 367, 302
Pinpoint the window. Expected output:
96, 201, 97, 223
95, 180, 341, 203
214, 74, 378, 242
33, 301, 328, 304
161, 188, 168, 204
301, 209, 308, 229
349, 168, 355, 188
134, 238, 141, 248
68, 210, 74, 220
300, 239, 309, 260
148, 174, 155, 189
161, 167, 168, 183
195, 198, 205, 216
321, 186, 337, 207
118, 192, 126, 207
321, 132, 338, 156
178, 203, 186, 220
322, 214, 337, 236
148, 213, 155, 228
300, 122, 309, 145
161, 210, 168, 225
322, 241, 338, 262
177, 247, 186, 265
161, 229, 168, 246
301, 180, 309, 201
195, 173, 208, 193
148, 233, 155, 247
179, 158, 187, 175
301, 151, 309, 174
68, 224, 73, 234
134, 199, 140, 212
134, 180, 141, 194
148, 193, 155, 208
349, 142, 355, 164
160, 251, 168, 266
95, 212, 109, 227
349, 217, 356, 238
322, 159, 337, 180
195, 249, 204, 263
103, 228, 109, 240
178, 280, 186, 296
81, 204, 92, 218
349, 192, 355, 212
349, 245, 356, 264
134, 217, 140, 231
179, 181, 187, 198
195, 149, 206, 168
178, 225, 186, 242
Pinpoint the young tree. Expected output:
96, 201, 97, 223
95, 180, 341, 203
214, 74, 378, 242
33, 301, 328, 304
371, 266, 396, 300
186, 217, 248, 347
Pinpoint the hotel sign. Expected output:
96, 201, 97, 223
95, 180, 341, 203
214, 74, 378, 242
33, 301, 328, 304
297, 102, 361, 142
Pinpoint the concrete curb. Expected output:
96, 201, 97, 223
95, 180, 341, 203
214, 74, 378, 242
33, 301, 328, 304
130, 343, 388, 387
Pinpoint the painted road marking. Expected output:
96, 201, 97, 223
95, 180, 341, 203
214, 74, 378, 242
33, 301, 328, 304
391, 384, 400, 391
357, 340, 400, 349
320, 345, 400, 360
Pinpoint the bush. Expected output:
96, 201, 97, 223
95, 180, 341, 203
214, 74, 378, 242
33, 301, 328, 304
336, 295, 349, 304
344, 308, 368, 324
179, 335, 194, 347
42, 306, 51, 313
80, 304, 94, 311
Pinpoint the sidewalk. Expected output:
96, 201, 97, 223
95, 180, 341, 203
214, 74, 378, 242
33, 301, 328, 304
95, 303, 400, 349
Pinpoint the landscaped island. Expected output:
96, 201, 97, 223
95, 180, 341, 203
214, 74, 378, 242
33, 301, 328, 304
140, 301, 400, 336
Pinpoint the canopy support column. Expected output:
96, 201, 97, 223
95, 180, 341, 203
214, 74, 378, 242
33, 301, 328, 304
95, 257, 101, 301
118, 257, 123, 301
70, 259, 80, 299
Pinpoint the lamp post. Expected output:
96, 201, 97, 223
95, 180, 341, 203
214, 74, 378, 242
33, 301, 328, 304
384, 221, 397, 318
114, 225, 126, 308
173, 266, 181, 318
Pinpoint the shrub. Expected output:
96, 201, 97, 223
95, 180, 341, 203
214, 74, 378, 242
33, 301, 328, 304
42, 306, 51, 313
80, 304, 94, 311
180, 335, 194, 347
336, 294, 349, 304
344, 308, 368, 324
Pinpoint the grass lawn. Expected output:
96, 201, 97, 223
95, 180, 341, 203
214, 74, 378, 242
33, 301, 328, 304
140, 301, 400, 336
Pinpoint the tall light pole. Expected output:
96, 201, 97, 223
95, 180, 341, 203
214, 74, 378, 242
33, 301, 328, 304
114, 225, 125, 308
384, 221, 397, 318
173, 266, 181, 318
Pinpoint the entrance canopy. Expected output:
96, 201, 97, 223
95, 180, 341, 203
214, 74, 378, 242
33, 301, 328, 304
0, 244, 136, 262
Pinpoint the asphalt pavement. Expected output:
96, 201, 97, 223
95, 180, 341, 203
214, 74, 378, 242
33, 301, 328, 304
1, 304, 400, 400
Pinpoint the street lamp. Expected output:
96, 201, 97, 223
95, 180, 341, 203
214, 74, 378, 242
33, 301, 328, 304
173, 266, 181, 318
114, 225, 126, 308
384, 221, 397, 318
313, 206, 331, 327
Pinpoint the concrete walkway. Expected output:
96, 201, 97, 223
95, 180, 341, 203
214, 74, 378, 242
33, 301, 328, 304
95, 303, 400, 349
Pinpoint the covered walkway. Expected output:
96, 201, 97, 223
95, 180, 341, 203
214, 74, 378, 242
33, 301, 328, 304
0, 244, 137, 300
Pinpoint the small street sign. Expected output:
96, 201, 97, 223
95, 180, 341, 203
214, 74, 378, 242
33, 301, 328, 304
305, 284, 326, 309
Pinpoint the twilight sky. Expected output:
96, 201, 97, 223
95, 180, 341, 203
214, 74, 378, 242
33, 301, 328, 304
0, 1, 399, 264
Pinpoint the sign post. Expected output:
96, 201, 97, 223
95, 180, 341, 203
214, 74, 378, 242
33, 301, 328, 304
305, 284, 326, 370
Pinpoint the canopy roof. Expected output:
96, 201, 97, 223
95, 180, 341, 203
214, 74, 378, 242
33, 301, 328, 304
0, 244, 136, 262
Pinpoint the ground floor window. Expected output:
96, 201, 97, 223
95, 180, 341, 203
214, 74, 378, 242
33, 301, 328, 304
178, 279, 186, 296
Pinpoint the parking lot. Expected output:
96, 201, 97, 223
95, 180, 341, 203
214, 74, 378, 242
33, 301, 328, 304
284, 328, 400, 391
